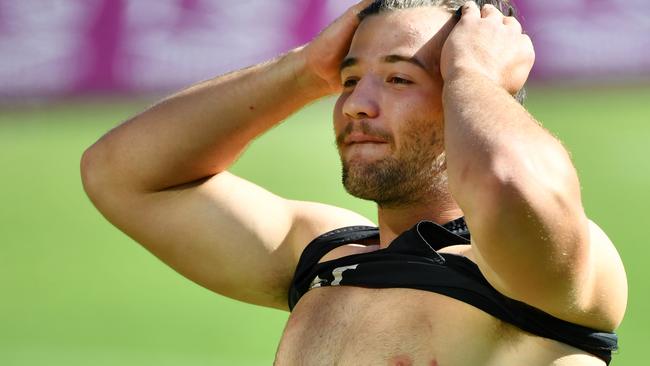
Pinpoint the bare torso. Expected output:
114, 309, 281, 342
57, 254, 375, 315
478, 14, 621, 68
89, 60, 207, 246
274, 244, 605, 366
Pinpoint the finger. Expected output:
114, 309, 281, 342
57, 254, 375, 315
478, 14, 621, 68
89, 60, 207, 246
460, 1, 480, 19
481, 4, 504, 19
341, 0, 373, 26
503, 16, 522, 33
352, 0, 374, 13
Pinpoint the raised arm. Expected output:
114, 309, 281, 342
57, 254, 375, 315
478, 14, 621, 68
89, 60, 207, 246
440, 2, 626, 330
80, 0, 375, 310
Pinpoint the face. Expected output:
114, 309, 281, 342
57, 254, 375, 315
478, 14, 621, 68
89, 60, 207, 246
334, 7, 456, 207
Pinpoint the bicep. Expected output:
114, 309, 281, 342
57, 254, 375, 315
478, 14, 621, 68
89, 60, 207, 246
464, 169, 595, 316
583, 220, 627, 329
94, 172, 297, 309
469, 200, 627, 329
90, 171, 374, 310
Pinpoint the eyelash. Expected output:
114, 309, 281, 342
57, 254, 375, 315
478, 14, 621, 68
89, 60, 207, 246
388, 77, 412, 85
343, 78, 358, 88
342, 77, 413, 88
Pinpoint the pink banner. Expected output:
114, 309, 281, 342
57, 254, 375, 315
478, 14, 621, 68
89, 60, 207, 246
0, 0, 344, 99
1, 0, 648, 100
522, 0, 650, 82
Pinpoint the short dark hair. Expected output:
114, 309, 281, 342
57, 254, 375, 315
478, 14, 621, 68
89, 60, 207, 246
358, 0, 517, 20
358, 0, 526, 104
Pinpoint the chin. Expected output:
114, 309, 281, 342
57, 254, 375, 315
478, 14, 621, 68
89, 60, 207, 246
341, 159, 392, 202
342, 144, 390, 164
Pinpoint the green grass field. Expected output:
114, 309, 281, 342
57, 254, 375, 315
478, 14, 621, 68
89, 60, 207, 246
1, 86, 648, 365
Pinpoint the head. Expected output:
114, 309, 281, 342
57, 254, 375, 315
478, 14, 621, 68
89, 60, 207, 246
334, 0, 523, 208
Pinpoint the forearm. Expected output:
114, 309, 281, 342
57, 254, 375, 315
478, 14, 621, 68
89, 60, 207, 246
442, 72, 593, 307
82, 48, 327, 193
443, 71, 582, 213
437, 2, 618, 321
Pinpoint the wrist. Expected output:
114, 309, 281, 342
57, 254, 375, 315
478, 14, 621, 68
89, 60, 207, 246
443, 64, 498, 86
283, 47, 333, 100
442, 68, 505, 107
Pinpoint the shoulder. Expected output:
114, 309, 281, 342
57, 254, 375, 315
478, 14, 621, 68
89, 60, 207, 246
286, 200, 376, 261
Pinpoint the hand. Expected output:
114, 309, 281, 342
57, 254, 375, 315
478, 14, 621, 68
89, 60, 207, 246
440, 1, 535, 94
298, 0, 374, 95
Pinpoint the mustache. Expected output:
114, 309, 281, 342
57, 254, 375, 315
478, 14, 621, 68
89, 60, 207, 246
336, 121, 394, 146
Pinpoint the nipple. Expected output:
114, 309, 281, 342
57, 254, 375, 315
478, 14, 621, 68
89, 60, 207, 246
388, 355, 438, 366
388, 354, 413, 366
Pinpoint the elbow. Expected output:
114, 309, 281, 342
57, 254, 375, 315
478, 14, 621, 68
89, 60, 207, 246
489, 142, 581, 204
80, 142, 112, 202
80, 146, 100, 200
460, 142, 584, 225
485, 146, 589, 255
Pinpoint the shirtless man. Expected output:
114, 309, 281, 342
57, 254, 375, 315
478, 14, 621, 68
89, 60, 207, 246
81, 0, 627, 364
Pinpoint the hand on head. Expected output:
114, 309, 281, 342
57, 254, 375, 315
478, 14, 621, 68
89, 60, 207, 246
301, 0, 375, 95
301, 0, 534, 97
441, 1, 535, 94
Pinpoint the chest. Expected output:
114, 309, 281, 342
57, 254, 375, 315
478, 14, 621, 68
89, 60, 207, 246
276, 285, 509, 366
277, 241, 605, 366
276, 285, 605, 366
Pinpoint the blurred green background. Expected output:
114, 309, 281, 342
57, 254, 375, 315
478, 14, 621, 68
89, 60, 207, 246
1, 87, 648, 365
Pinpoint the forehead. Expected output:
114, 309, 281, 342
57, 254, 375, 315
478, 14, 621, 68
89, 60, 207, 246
347, 7, 454, 68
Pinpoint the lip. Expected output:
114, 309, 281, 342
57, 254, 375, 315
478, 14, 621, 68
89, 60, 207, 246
344, 133, 388, 146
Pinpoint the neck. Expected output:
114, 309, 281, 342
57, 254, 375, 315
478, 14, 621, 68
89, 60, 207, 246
376, 198, 463, 248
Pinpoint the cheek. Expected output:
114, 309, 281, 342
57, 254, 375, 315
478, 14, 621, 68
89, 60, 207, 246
333, 94, 348, 134
390, 99, 444, 150
386, 86, 442, 118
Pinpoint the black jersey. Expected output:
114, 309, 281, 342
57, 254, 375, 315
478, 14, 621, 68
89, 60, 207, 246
288, 217, 618, 364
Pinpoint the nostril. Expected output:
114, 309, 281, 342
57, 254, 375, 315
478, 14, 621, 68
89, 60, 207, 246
341, 84, 379, 119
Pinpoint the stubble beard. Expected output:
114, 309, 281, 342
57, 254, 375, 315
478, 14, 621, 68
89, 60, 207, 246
340, 120, 449, 209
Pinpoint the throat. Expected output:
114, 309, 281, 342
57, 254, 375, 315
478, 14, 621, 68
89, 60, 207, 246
377, 202, 463, 248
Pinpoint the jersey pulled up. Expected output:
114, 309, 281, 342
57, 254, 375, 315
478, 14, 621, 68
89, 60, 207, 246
288, 217, 618, 364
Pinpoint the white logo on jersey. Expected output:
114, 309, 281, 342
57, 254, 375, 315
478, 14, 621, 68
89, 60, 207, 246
309, 264, 359, 289
310, 275, 326, 289
331, 264, 359, 286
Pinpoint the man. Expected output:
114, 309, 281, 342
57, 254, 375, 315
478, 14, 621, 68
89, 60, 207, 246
81, 0, 627, 364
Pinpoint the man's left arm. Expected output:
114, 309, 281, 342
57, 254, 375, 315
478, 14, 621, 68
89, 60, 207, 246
441, 2, 627, 331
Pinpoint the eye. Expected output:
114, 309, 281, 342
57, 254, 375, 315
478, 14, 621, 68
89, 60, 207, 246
342, 78, 358, 88
388, 76, 413, 85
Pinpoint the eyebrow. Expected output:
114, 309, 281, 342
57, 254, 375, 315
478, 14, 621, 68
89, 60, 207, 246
339, 54, 428, 73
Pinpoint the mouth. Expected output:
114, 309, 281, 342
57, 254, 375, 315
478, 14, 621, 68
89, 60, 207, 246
343, 133, 389, 146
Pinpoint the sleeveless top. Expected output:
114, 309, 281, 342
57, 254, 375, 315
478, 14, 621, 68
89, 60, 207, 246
288, 217, 618, 364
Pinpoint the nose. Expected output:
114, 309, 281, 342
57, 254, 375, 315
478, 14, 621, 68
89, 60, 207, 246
342, 77, 380, 120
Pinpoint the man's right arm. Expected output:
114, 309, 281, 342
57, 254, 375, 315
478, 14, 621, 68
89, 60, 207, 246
80, 0, 374, 310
